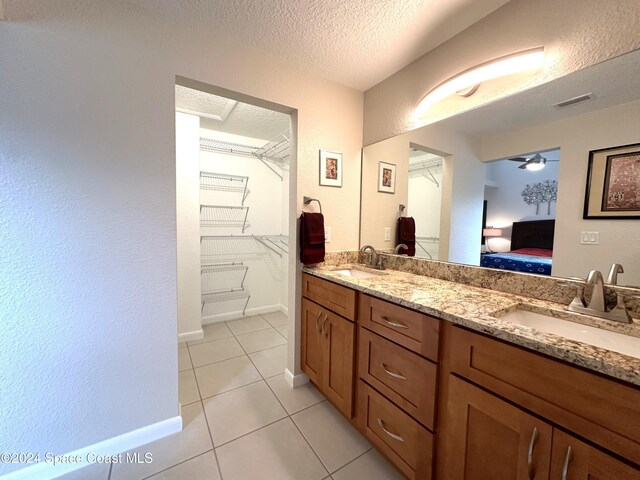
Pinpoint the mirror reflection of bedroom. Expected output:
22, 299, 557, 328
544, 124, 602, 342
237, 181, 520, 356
481, 149, 560, 275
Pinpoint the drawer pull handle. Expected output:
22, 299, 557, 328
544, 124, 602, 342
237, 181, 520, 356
527, 427, 539, 479
561, 446, 573, 480
381, 315, 409, 329
377, 418, 404, 442
322, 314, 329, 338
380, 363, 407, 380
315, 310, 322, 334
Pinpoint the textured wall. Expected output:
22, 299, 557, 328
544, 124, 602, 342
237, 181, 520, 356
363, 0, 640, 145
0, 1, 362, 474
481, 99, 640, 285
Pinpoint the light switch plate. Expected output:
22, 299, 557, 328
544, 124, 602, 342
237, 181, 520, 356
580, 231, 599, 244
324, 226, 331, 243
384, 227, 391, 241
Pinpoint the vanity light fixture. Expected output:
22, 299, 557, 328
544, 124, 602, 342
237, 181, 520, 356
483, 227, 503, 253
414, 47, 545, 118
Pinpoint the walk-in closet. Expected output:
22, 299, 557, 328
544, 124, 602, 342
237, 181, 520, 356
175, 84, 291, 341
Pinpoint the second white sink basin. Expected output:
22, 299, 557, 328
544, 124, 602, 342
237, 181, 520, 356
500, 309, 640, 359
333, 269, 381, 279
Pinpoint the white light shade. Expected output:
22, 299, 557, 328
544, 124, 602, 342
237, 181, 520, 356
415, 47, 545, 118
525, 162, 545, 171
483, 228, 503, 237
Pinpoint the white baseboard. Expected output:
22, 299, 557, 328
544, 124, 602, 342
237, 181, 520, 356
279, 304, 288, 315
202, 304, 285, 325
284, 368, 309, 388
2, 416, 182, 480
177, 328, 204, 343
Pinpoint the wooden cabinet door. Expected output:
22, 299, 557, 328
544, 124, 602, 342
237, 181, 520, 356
322, 311, 355, 418
301, 298, 324, 386
442, 375, 552, 480
550, 430, 640, 480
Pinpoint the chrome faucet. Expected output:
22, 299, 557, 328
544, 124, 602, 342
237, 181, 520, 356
566, 266, 631, 323
394, 244, 408, 255
360, 245, 378, 268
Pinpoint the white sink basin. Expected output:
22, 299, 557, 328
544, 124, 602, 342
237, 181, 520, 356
500, 309, 640, 359
333, 269, 381, 279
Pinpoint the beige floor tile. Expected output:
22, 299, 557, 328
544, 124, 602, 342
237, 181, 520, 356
188, 337, 245, 368
194, 356, 262, 399
179, 369, 200, 405
248, 344, 287, 378
275, 324, 288, 339
266, 375, 325, 415
261, 310, 288, 327
188, 323, 233, 346
53, 462, 110, 480
215, 418, 328, 480
235, 328, 286, 353
146, 450, 221, 480
111, 402, 212, 480
332, 449, 403, 480
203, 381, 287, 446
178, 346, 192, 372
225, 315, 271, 336
293, 402, 371, 473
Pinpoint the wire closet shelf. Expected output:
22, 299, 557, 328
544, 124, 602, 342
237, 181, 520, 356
200, 205, 250, 232
200, 172, 250, 205
201, 289, 251, 316
201, 235, 288, 262
201, 262, 249, 294
199, 130, 290, 180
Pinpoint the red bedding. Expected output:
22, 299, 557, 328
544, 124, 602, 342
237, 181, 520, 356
510, 248, 553, 258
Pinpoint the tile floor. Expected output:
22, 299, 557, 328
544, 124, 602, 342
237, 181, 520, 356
60, 312, 403, 480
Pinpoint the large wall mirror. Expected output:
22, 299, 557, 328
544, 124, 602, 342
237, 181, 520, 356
360, 48, 640, 286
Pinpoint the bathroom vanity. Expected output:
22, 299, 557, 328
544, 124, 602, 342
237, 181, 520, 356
300, 265, 640, 480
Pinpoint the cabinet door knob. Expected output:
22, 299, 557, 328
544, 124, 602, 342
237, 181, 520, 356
561, 445, 573, 480
380, 362, 407, 380
381, 315, 409, 329
377, 418, 404, 442
527, 427, 539, 479
322, 314, 329, 338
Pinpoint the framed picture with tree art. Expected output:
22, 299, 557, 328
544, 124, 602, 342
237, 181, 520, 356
584, 142, 640, 219
319, 150, 342, 187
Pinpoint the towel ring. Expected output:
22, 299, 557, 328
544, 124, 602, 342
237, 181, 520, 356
303, 196, 323, 214
398, 204, 406, 218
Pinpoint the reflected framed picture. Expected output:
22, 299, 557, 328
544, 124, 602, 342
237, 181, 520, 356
378, 162, 396, 194
584, 142, 640, 219
319, 150, 342, 187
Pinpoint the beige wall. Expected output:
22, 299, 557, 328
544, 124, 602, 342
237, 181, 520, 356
363, 0, 640, 145
0, 1, 362, 472
361, 122, 484, 265
481, 99, 640, 285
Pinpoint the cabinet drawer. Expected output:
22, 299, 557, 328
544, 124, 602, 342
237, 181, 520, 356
449, 326, 640, 466
302, 273, 356, 321
358, 327, 437, 429
359, 294, 440, 361
357, 381, 433, 480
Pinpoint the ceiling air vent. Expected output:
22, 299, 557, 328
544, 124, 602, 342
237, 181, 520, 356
554, 93, 593, 108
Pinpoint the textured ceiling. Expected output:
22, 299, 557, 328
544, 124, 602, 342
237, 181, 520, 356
438, 49, 640, 139
132, 0, 510, 91
175, 85, 290, 140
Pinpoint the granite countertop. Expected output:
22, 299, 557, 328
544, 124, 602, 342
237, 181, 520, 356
303, 263, 640, 387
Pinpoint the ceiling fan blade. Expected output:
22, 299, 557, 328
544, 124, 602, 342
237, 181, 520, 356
508, 157, 527, 162
518, 163, 528, 169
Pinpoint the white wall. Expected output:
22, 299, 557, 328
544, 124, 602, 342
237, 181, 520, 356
484, 157, 559, 252
176, 112, 203, 340
408, 155, 443, 260
481, 99, 640, 285
0, 2, 362, 476
363, 0, 640, 145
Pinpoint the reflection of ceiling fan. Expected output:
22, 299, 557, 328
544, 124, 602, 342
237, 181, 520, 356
508, 153, 558, 171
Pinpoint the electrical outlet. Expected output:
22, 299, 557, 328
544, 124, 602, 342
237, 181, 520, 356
324, 226, 331, 243
384, 227, 391, 241
580, 231, 599, 245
